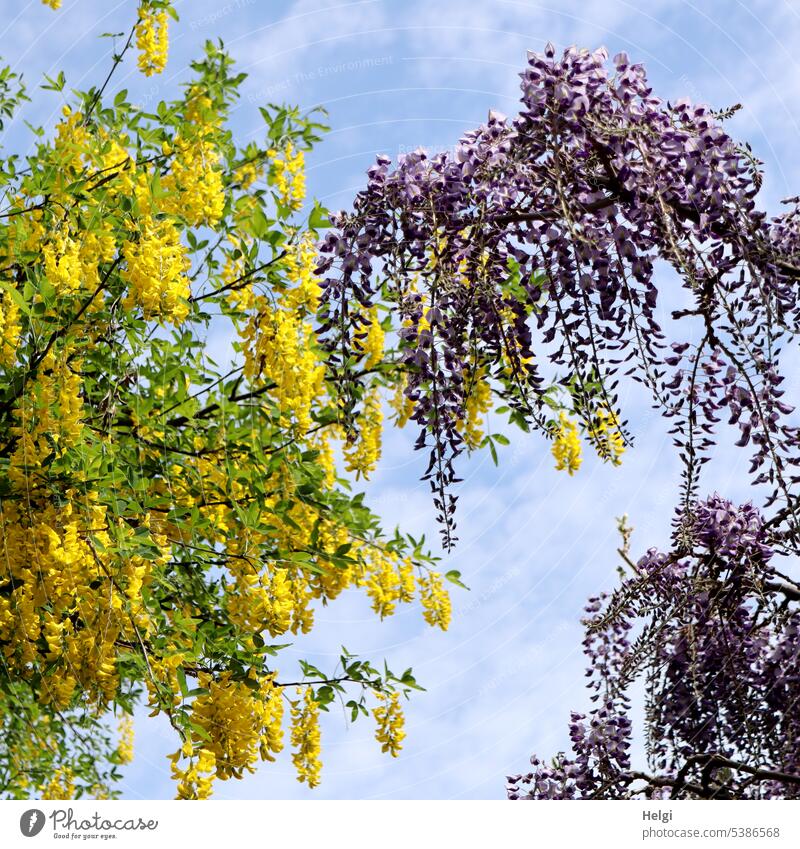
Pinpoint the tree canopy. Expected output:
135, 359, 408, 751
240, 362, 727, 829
0, 1, 455, 800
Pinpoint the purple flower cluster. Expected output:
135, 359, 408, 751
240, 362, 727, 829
507, 587, 635, 800
314, 42, 800, 797
690, 493, 773, 562
316, 44, 800, 547
507, 706, 632, 800
508, 496, 800, 799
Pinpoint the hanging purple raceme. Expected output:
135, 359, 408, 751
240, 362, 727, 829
316, 44, 800, 550
507, 497, 800, 799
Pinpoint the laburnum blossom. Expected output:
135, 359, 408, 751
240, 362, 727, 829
459, 367, 492, 450
135, 7, 169, 76
373, 691, 406, 757
161, 92, 226, 227
116, 717, 135, 765
291, 688, 322, 788
551, 411, 582, 475
268, 142, 306, 210
39, 767, 76, 800
418, 571, 452, 631
343, 386, 383, 478
120, 216, 191, 323
0, 289, 22, 368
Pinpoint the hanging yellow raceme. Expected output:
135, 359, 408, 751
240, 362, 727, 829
42, 231, 82, 295
389, 376, 415, 427
170, 746, 217, 800
358, 308, 385, 368
120, 216, 191, 323
362, 550, 415, 618
242, 297, 325, 434
343, 387, 383, 478
459, 367, 492, 450
39, 767, 76, 800
268, 142, 306, 211
418, 571, 452, 631
282, 232, 322, 313
373, 691, 406, 757
116, 716, 135, 765
135, 7, 169, 76
162, 132, 226, 227
591, 406, 626, 466
0, 288, 22, 368
290, 687, 322, 788
551, 411, 582, 475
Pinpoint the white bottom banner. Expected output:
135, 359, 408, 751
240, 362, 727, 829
0, 800, 798, 848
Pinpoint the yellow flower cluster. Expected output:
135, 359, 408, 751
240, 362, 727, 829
9, 352, 83, 488
135, 8, 169, 77
0, 288, 22, 368
291, 687, 322, 788
116, 716, 135, 765
551, 410, 582, 475
196, 674, 282, 778
42, 231, 82, 295
363, 551, 415, 618
343, 387, 383, 478
220, 235, 257, 310
170, 746, 217, 800
162, 135, 225, 227
0, 496, 160, 711
54, 106, 90, 176
40, 767, 75, 800
590, 406, 626, 466
373, 691, 406, 757
268, 142, 306, 211
242, 298, 325, 434
169, 673, 284, 799
389, 377, 415, 427
226, 564, 296, 637
235, 159, 262, 190
39, 220, 115, 299
281, 233, 322, 312
459, 368, 492, 450
121, 216, 191, 323
418, 571, 452, 631
312, 431, 337, 489
41, 0, 61, 10
355, 308, 385, 368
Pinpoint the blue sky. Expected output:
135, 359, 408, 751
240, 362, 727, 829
3, 0, 800, 800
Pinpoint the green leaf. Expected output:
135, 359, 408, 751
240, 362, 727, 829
445, 570, 470, 591
308, 202, 330, 231
176, 667, 189, 698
